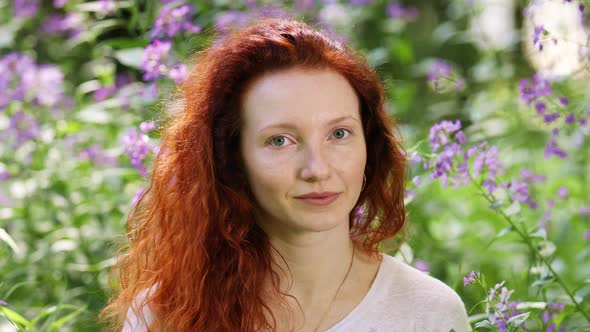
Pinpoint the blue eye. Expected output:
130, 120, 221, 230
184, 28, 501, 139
333, 128, 351, 139
268, 135, 293, 147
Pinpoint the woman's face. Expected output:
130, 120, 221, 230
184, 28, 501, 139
240, 67, 367, 236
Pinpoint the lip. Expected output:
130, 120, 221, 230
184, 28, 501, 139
295, 192, 340, 206
295, 191, 339, 199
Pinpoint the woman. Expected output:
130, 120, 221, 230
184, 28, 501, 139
100, 18, 471, 332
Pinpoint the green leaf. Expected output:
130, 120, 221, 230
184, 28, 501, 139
390, 38, 414, 65
102, 38, 147, 50
506, 312, 530, 328
0, 228, 20, 255
474, 319, 494, 329
47, 305, 87, 332
30, 305, 79, 327
0, 306, 31, 329
529, 228, 547, 240
76, 104, 112, 124
531, 277, 555, 289
504, 201, 521, 216
114, 48, 145, 69
485, 226, 512, 249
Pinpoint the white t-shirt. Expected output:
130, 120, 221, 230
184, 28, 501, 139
123, 253, 472, 332
324, 253, 471, 332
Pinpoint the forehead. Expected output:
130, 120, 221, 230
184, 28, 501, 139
240, 67, 360, 129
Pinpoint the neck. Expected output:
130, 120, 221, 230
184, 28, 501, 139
265, 227, 355, 308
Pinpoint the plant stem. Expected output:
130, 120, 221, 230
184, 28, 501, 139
471, 180, 590, 322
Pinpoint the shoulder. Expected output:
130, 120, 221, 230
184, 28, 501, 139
379, 254, 471, 332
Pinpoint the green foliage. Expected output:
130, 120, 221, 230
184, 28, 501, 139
1, 0, 590, 331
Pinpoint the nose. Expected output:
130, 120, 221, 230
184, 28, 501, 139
299, 144, 331, 182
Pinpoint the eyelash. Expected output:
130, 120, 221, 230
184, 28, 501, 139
265, 128, 353, 147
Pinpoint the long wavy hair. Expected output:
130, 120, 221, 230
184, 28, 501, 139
99, 18, 407, 332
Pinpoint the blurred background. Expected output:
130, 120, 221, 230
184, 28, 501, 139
1, 0, 589, 331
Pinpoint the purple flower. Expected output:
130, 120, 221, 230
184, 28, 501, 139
214, 10, 250, 32
0, 53, 35, 108
584, 229, 590, 240
408, 151, 422, 165
428, 120, 462, 151
386, 2, 419, 21
0, 170, 10, 181
141, 40, 172, 81
580, 206, 590, 215
41, 13, 84, 38
169, 63, 187, 84
543, 112, 560, 124
13, 0, 39, 17
122, 128, 153, 178
140, 121, 156, 133
150, 4, 202, 39
99, 0, 116, 15
413, 259, 430, 273
0, 300, 7, 306
519, 74, 551, 106
294, 0, 315, 11
349, 0, 374, 6
463, 271, 480, 286
473, 145, 503, 179
534, 101, 547, 115
533, 25, 544, 49
427, 59, 452, 91
93, 85, 117, 102
558, 96, 569, 106
482, 179, 499, 195
557, 186, 569, 198
5, 110, 40, 147
79, 144, 119, 167
92, 73, 133, 102
411, 176, 422, 186
520, 168, 546, 183
506, 180, 532, 204
430, 142, 463, 186
565, 113, 575, 124
544, 138, 567, 159
53, 0, 66, 7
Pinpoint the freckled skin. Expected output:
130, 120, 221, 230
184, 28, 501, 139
240, 67, 367, 238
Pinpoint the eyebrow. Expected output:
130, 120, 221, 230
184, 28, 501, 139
257, 115, 361, 134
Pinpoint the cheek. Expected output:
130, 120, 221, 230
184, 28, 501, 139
242, 150, 294, 200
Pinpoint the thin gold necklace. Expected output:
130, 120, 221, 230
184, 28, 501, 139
311, 245, 355, 332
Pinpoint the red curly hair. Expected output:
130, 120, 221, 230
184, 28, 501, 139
99, 18, 407, 332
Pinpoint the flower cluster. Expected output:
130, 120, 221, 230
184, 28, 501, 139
463, 270, 480, 286
424, 120, 504, 192
486, 282, 522, 332
517, 73, 590, 161
0, 53, 66, 110
141, 2, 202, 84
140, 40, 186, 83
519, 73, 551, 106
5, 109, 39, 146
427, 59, 465, 93
12, 0, 39, 17
150, 4, 202, 40
78, 144, 118, 167
538, 303, 566, 332
122, 127, 154, 178
41, 13, 85, 38
465, 272, 528, 332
